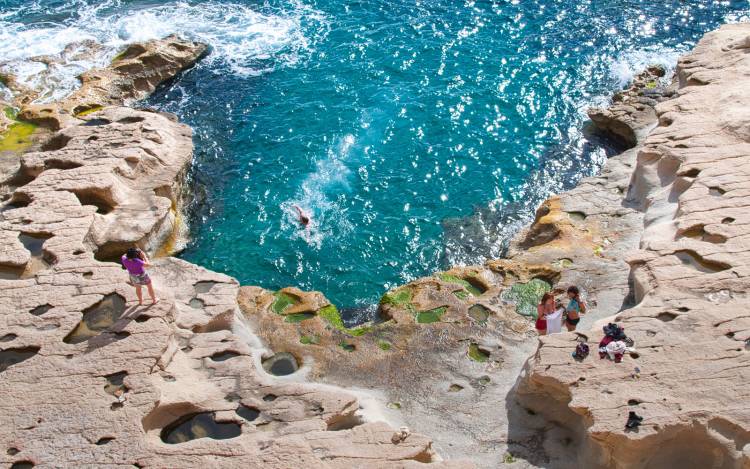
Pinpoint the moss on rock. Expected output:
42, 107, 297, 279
271, 291, 300, 314
0, 119, 37, 153
437, 273, 483, 296
377, 340, 392, 351
502, 278, 551, 317
380, 288, 412, 306
468, 343, 490, 362
300, 334, 320, 345
74, 105, 104, 117
415, 306, 447, 324
318, 304, 345, 330
284, 312, 315, 323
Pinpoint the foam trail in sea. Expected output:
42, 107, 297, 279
0, 0, 327, 102
282, 134, 356, 249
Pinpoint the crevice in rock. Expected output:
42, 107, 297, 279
69, 188, 115, 215
326, 412, 364, 431
159, 412, 241, 444
673, 250, 731, 273
261, 352, 299, 376
0, 347, 40, 373
10, 461, 34, 469
236, 405, 260, 422
657, 312, 678, 322
43, 158, 83, 171
40, 133, 72, 152
29, 304, 52, 316
63, 293, 127, 344
210, 351, 240, 362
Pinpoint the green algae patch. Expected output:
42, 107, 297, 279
112, 49, 129, 63
377, 340, 392, 351
74, 105, 104, 117
271, 292, 300, 314
453, 290, 470, 300
468, 304, 490, 324
380, 288, 412, 307
319, 304, 345, 330
386, 402, 401, 410
502, 278, 551, 318
285, 312, 315, 323
468, 343, 490, 362
415, 306, 447, 324
347, 324, 372, 337
300, 334, 320, 345
338, 340, 355, 352
0, 120, 37, 153
318, 304, 374, 337
437, 273, 484, 296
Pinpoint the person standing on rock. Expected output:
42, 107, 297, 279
121, 247, 157, 305
564, 286, 586, 331
536, 292, 555, 336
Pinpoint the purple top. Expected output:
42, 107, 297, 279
121, 255, 145, 276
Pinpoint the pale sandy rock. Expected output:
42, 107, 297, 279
512, 23, 750, 469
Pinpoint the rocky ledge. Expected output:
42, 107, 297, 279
1, 23, 749, 469
513, 24, 750, 469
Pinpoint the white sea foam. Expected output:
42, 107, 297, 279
282, 134, 356, 248
608, 46, 684, 89
0, 0, 327, 102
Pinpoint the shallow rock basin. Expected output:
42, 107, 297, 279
63, 293, 127, 344
160, 412, 242, 444
262, 352, 299, 376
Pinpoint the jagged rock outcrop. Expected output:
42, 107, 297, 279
0, 38, 465, 468
14, 35, 207, 130
512, 23, 750, 469
588, 65, 676, 149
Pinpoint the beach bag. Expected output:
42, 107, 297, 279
572, 342, 589, 361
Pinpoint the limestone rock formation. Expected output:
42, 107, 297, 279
587, 66, 675, 149
0, 37, 465, 468
15, 35, 207, 130
512, 23, 750, 469
3, 22, 750, 469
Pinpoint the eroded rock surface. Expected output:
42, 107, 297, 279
588, 65, 676, 149
513, 24, 750, 469
0, 38, 465, 468
14, 35, 207, 130
243, 25, 750, 469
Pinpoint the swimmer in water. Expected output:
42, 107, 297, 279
294, 205, 310, 228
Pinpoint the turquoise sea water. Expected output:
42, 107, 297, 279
2, 1, 749, 319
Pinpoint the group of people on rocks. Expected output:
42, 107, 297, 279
535, 286, 586, 335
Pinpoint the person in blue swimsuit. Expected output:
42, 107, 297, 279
564, 286, 586, 331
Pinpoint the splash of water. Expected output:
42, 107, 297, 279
0, 0, 327, 102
